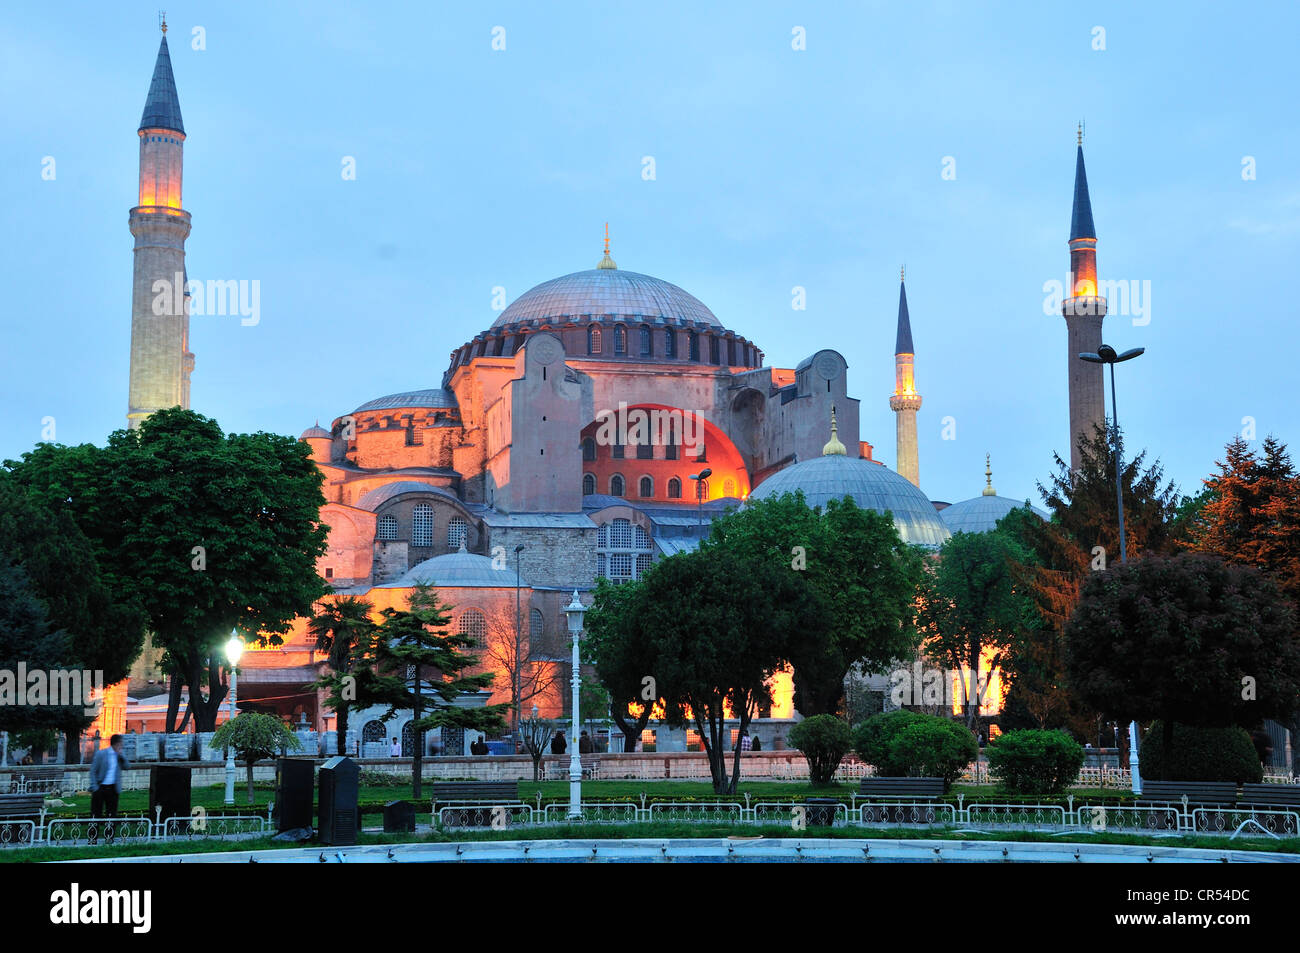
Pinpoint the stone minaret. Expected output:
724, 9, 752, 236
1061, 126, 1106, 470
127, 22, 193, 429
889, 268, 922, 487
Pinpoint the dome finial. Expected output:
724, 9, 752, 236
822, 405, 847, 456
1077, 120, 1084, 146
159, 10, 168, 34
597, 222, 617, 269
982, 452, 997, 496
458, 538, 467, 553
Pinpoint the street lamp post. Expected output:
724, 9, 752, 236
689, 468, 712, 538
223, 629, 244, 806
1079, 343, 1145, 794
514, 544, 525, 746
563, 591, 588, 819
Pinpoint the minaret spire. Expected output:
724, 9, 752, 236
982, 453, 997, 496
597, 222, 617, 269
822, 405, 847, 456
1059, 128, 1106, 470
889, 268, 922, 488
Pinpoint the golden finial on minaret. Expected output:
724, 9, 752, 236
900, 265, 905, 282
822, 405, 847, 456
597, 222, 617, 269
159, 10, 168, 33
982, 452, 997, 496
1077, 121, 1083, 146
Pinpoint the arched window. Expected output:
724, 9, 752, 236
588, 326, 602, 354
693, 478, 709, 500
447, 517, 468, 551
581, 437, 596, 461
377, 514, 399, 540
614, 326, 627, 356
401, 722, 415, 757
640, 326, 652, 357
411, 503, 434, 547
664, 328, 677, 358
610, 474, 625, 497
582, 473, 596, 495
688, 331, 699, 361
362, 721, 386, 744
595, 517, 655, 583
530, 608, 544, 644
457, 608, 487, 649
668, 477, 682, 499
639, 476, 653, 498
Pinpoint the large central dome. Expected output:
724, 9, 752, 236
493, 268, 721, 328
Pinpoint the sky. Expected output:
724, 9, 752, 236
3, 1, 1298, 506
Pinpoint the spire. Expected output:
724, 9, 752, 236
895, 270, 914, 355
139, 32, 185, 134
597, 222, 617, 269
982, 453, 997, 496
822, 405, 847, 456
1069, 127, 1095, 240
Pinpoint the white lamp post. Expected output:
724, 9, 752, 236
223, 630, 243, 806
564, 591, 587, 819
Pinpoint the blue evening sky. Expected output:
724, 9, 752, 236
3, 1, 1297, 506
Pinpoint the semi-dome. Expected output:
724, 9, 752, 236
751, 455, 951, 548
352, 388, 457, 415
939, 494, 1048, 535
378, 543, 523, 589
492, 268, 721, 329
355, 481, 461, 512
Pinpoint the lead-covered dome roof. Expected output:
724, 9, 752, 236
492, 269, 721, 328
378, 545, 525, 589
751, 455, 951, 548
939, 495, 1048, 535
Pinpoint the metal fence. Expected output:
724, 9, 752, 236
0, 810, 270, 849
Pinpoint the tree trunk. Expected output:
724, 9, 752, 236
245, 762, 255, 804
165, 675, 183, 734
336, 705, 349, 756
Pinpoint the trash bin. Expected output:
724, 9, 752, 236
318, 755, 359, 846
383, 800, 416, 833
805, 798, 838, 828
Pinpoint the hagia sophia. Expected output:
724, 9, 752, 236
113, 28, 1086, 754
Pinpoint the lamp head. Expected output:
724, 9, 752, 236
225, 630, 243, 665
564, 590, 587, 635
699, 467, 712, 480
1097, 344, 1118, 362
1078, 352, 1103, 364
1116, 347, 1145, 363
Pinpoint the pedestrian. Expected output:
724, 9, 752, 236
550, 729, 567, 755
578, 731, 592, 754
740, 730, 752, 752
89, 734, 129, 818
751, 735, 762, 752
390, 737, 401, 758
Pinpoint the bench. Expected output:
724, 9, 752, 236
544, 756, 600, 780
858, 777, 945, 800
1238, 783, 1300, 808
430, 781, 519, 806
1139, 781, 1238, 805
10, 766, 65, 795
0, 793, 46, 819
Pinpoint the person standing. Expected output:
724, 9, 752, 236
550, 730, 567, 755
390, 737, 401, 758
89, 734, 128, 818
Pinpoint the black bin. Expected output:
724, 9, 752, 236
805, 798, 839, 828
149, 765, 191, 826
275, 758, 315, 832
318, 755, 359, 846
383, 800, 416, 833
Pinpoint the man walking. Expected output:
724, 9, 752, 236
89, 734, 128, 818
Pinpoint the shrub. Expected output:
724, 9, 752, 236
853, 710, 976, 789
787, 715, 853, 787
1139, 722, 1263, 783
986, 729, 1084, 795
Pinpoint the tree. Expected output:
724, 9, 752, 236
210, 712, 302, 804
787, 714, 853, 787
477, 600, 562, 742
0, 477, 146, 762
918, 529, 1036, 728
308, 596, 376, 756
635, 548, 822, 793
1064, 552, 1300, 778
5, 409, 330, 732
1182, 435, 1300, 775
353, 584, 508, 799
517, 711, 554, 782
585, 577, 660, 752
703, 492, 923, 716
0, 560, 83, 738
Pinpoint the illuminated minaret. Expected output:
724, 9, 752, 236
1061, 125, 1106, 470
127, 19, 194, 429
889, 267, 922, 488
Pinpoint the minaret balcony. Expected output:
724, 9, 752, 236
889, 394, 922, 412
1061, 295, 1107, 318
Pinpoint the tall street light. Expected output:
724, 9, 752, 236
514, 543, 525, 746
1078, 343, 1145, 793
689, 468, 712, 538
223, 629, 243, 806
563, 591, 588, 819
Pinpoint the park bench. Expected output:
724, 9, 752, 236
430, 781, 519, 806
1238, 783, 1300, 808
1139, 780, 1238, 805
858, 777, 945, 800
545, 756, 600, 780
0, 793, 46, 820
8, 767, 65, 796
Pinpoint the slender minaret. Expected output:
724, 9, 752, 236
127, 19, 194, 429
1061, 125, 1106, 469
889, 267, 922, 487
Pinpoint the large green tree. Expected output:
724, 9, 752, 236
0, 559, 84, 738
308, 595, 376, 756
1064, 552, 1300, 777
703, 492, 923, 716
5, 408, 330, 731
584, 577, 661, 751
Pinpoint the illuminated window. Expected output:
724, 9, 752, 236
639, 476, 653, 498
588, 326, 602, 354
411, 504, 434, 547
668, 477, 682, 499
723, 478, 735, 498
377, 514, 399, 540
685, 729, 703, 752
610, 474, 625, 497
458, 608, 487, 649
582, 473, 596, 495
640, 729, 657, 752
447, 518, 467, 551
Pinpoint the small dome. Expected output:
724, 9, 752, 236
751, 455, 950, 548
492, 268, 720, 329
300, 423, 330, 440
352, 388, 458, 415
939, 495, 1048, 535
379, 545, 523, 589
